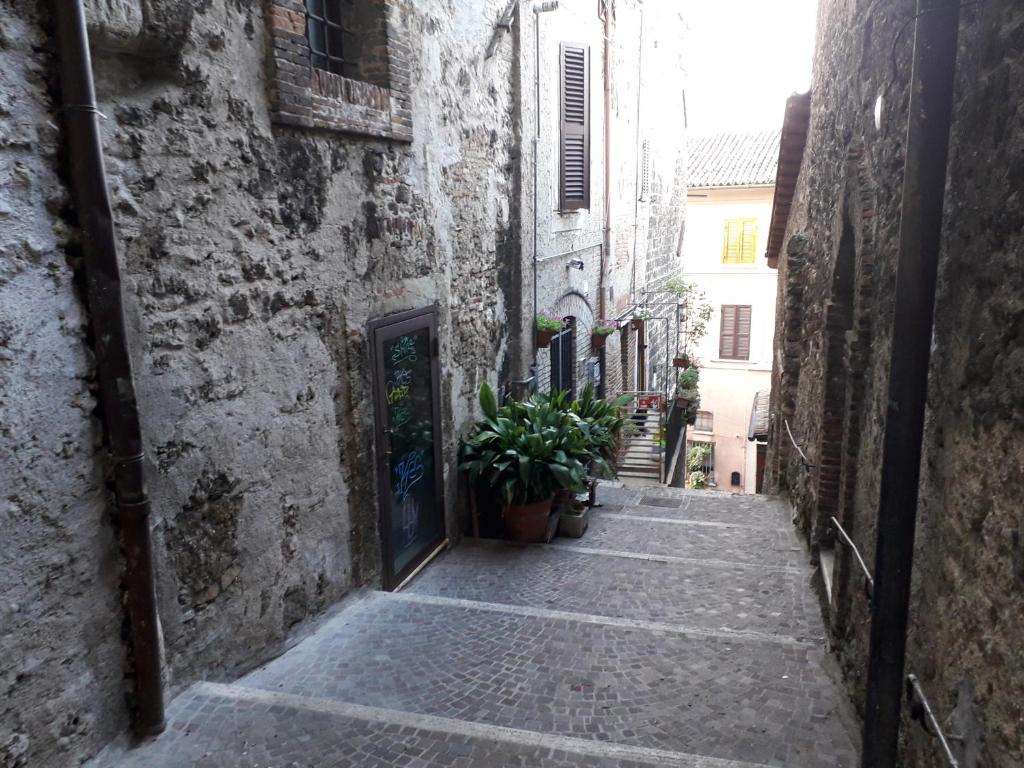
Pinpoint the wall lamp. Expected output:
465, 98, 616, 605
567, 258, 585, 270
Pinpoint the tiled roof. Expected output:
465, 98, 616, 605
688, 130, 782, 188
766, 92, 812, 267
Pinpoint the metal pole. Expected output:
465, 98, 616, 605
861, 2, 960, 765
51, 0, 166, 735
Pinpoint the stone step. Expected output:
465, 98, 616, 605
550, 511, 807, 569
405, 541, 825, 641
593, 496, 792, 530
90, 681, 773, 768
233, 593, 858, 768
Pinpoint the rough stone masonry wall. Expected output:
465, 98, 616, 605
767, 0, 1024, 765
907, 2, 1024, 765
0, 0, 518, 765
765, 0, 915, 703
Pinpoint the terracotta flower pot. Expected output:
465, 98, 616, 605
675, 395, 693, 408
591, 332, 608, 349
672, 356, 690, 368
536, 328, 557, 348
504, 497, 554, 543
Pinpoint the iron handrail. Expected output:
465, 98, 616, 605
906, 674, 961, 768
784, 418, 818, 468
830, 516, 875, 603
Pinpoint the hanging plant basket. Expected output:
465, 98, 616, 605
591, 332, 608, 349
672, 355, 690, 369
536, 328, 556, 348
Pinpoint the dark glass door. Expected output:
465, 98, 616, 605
550, 320, 576, 395
370, 307, 446, 590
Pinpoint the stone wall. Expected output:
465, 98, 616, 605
1, 0, 519, 764
767, 0, 1024, 765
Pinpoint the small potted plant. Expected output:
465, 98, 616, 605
672, 352, 691, 369
630, 308, 652, 331
535, 310, 563, 349
590, 319, 618, 349
675, 365, 700, 408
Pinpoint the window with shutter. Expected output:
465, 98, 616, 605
719, 305, 752, 360
559, 43, 590, 211
722, 218, 758, 264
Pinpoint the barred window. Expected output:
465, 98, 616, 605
305, 0, 352, 77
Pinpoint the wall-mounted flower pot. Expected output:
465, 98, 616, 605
504, 497, 554, 543
536, 328, 556, 348
630, 319, 645, 331
591, 332, 608, 349
672, 356, 690, 368
675, 395, 693, 408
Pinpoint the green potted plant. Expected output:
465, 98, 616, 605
675, 365, 700, 407
590, 319, 618, 349
459, 383, 587, 542
686, 443, 711, 489
535, 311, 563, 349
630, 308, 652, 331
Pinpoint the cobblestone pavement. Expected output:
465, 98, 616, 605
91, 485, 860, 767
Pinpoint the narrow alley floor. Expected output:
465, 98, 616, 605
93, 485, 860, 768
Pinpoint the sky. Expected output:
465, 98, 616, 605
682, 0, 819, 135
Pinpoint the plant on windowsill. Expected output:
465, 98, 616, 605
535, 310, 563, 349
459, 383, 588, 543
590, 319, 618, 349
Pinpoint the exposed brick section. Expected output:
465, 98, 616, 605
265, 0, 413, 141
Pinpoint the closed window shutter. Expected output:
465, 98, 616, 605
719, 305, 736, 358
736, 305, 752, 359
560, 43, 590, 211
723, 219, 758, 264
720, 304, 752, 359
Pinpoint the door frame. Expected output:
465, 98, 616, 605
368, 305, 447, 590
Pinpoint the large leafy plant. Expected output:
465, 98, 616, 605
569, 384, 633, 472
459, 384, 588, 507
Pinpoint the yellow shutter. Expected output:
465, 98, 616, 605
722, 218, 758, 264
741, 219, 757, 264
722, 220, 742, 263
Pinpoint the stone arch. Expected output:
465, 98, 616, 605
813, 189, 857, 552
830, 142, 879, 627
538, 291, 594, 395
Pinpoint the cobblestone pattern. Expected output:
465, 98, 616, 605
597, 500, 791, 528
557, 513, 806, 569
239, 595, 858, 767
407, 543, 822, 640
91, 686, 663, 768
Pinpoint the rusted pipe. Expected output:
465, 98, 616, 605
51, 0, 166, 735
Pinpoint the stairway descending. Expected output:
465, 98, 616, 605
617, 408, 662, 481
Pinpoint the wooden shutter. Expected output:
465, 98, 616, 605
723, 219, 758, 264
741, 220, 758, 263
560, 43, 590, 211
720, 305, 752, 359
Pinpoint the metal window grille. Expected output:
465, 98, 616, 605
306, 0, 354, 76
689, 440, 715, 484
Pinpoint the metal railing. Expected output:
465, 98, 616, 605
906, 674, 962, 768
830, 516, 875, 604
784, 418, 818, 468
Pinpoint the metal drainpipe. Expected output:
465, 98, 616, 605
628, 4, 644, 303
860, 1, 960, 765
532, 1, 559, 374
600, 2, 612, 322
52, 0, 166, 735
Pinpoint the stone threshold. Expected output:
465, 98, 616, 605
389, 591, 822, 648
205, 682, 776, 768
594, 510, 768, 529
